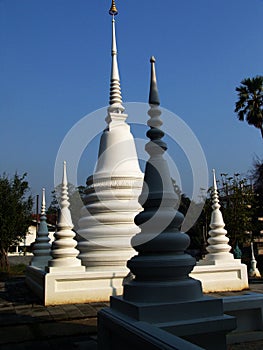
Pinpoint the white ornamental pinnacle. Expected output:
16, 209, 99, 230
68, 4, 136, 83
30, 188, 51, 269
123, 57, 203, 303
108, 0, 124, 115
48, 161, 84, 270
41, 187, 46, 215
205, 169, 234, 262
59, 160, 73, 229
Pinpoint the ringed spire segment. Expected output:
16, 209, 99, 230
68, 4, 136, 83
212, 169, 218, 191
108, 0, 123, 111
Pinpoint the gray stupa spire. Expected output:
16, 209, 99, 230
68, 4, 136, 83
124, 57, 202, 303
98, 58, 236, 350
149, 56, 160, 106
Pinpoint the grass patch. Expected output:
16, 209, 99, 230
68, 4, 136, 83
0, 264, 27, 276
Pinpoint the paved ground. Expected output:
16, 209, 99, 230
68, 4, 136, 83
1, 274, 263, 349
0, 275, 108, 349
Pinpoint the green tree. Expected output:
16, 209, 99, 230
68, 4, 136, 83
219, 174, 257, 245
250, 158, 263, 233
171, 178, 209, 257
0, 173, 33, 270
251, 157, 263, 198
235, 76, 263, 138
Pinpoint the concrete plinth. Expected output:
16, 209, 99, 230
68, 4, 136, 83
222, 292, 263, 344
99, 295, 235, 350
191, 261, 249, 293
26, 265, 127, 305
98, 308, 205, 350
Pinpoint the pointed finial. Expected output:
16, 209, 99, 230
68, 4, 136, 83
145, 56, 167, 159
62, 160, 67, 186
149, 56, 160, 106
109, 0, 118, 16
108, 0, 123, 111
212, 169, 218, 191
41, 188, 46, 215
59, 161, 73, 228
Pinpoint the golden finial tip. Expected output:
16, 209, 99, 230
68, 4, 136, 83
150, 56, 156, 63
109, 0, 118, 16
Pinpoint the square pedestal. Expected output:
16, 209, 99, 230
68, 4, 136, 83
26, 266, 127, 305
190, 262, 248, 293
98, 295, 236, 350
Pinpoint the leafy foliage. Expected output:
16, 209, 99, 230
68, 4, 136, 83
235, 76, 263, 138
251, 157, 263, 198
250, 157, 263, 224
172, 172, 263, 256
217, 174, 260, 245
0, 173, 33, 269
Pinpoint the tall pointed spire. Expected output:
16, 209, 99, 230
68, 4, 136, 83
212, 168, 217, 191
149, 56, 160, 106
123, 57, 202, 303
108, 0, 124, 112
59, 160, 73, 228
41, 187, 46, 215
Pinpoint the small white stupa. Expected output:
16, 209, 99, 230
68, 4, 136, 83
249, 241, 261, 278
46, 161, 85, 273
30, 188, 51, 269
98, 57, 236, 350
43, 161, 86, 305
77, 0, 143, 285
191, 169, 248, 292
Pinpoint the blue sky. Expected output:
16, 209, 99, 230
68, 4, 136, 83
0, 0, 262, 207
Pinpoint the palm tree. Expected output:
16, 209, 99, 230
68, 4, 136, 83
235, 76, 263, 138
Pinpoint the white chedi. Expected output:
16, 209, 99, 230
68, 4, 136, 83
192, 169, 249, 292
47, 161, 85, 272
30, 188, 51, 269
249, 242, 261, 278
202, 169, 235, 264
77, 10, 143, 272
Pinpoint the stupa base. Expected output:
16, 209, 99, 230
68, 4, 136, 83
190, 262, 248, 293
98, 295, 236, 350
26, 266, 128, 305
